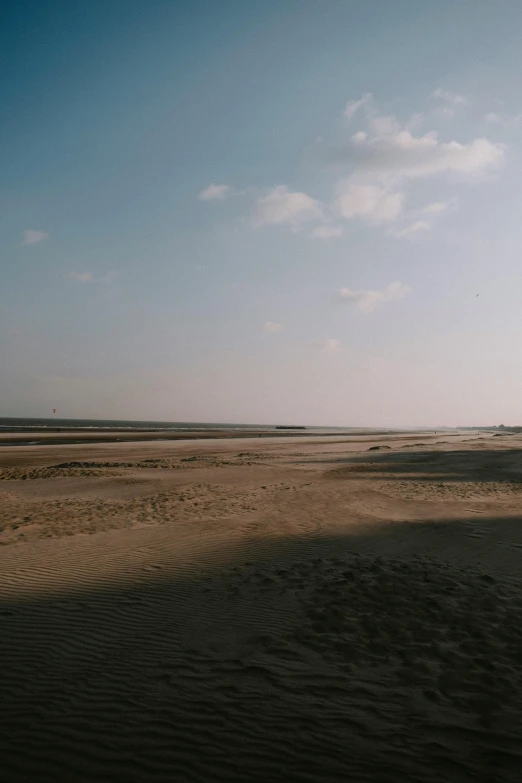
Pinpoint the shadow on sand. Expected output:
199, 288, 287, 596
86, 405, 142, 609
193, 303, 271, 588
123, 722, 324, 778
297, 448, 522, 486
2, 520, 522, 782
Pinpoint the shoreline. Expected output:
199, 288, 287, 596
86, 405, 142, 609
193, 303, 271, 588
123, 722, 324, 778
0, 427, 447, 447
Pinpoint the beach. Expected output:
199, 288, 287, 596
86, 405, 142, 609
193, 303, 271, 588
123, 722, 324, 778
2, 429, 522, 781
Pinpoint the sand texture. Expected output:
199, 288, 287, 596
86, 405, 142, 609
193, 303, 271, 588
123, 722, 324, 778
2, 431, 522, 781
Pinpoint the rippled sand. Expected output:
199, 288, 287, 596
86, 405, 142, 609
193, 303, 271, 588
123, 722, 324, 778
2, 431, 522, 781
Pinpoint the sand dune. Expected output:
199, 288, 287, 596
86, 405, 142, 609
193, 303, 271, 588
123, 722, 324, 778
1, 432, 522, 781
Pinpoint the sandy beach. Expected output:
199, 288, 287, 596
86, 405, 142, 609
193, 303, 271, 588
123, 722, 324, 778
2, 430, 522, 781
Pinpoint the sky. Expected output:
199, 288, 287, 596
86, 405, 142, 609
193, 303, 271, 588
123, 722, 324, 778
2, 0, 522, 427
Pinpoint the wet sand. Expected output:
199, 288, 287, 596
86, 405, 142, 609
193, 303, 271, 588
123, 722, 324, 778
1, 430, 522, 781
0, 426, 421, 446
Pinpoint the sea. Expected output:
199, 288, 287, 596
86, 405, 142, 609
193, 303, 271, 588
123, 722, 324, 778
0, 418, 448, 447
0, 417, 356, 434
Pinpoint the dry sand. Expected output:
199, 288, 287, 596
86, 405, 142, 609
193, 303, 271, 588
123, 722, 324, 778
1, 430, 522, 781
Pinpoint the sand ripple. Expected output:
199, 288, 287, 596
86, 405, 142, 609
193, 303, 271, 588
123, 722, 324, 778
2, 555, 522, 782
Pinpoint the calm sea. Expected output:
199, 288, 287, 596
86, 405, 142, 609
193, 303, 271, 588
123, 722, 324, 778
0, 417, 354, 434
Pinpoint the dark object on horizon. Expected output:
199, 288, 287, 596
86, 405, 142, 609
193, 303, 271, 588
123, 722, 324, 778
276, 426, 306, 430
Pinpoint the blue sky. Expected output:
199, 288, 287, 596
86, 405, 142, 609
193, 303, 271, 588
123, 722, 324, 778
2, 0, 522, 425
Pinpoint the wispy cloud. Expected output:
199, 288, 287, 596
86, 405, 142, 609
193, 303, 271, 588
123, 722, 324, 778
198, 183, 231, 201
22, 229, 48, 246
339, 281, 411, 312
264, 321, 283, 333
422, 201, 448, 214
391, 220, 431, 239
405, 113, 425, 132
344, 93, 372, 121
252, 186, 323, 229
335, 182, 404, 222
310, 224, 344, 239
484, 112, 522, 128
312, 338, 342, 354
338, 130, 504, 179
369, 114, 401, 135
431, 88, 468, 106
68, 271, 95, 283
68, 271, 117, 284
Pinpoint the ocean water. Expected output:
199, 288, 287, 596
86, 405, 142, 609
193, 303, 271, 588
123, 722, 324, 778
0, 417, 353, 433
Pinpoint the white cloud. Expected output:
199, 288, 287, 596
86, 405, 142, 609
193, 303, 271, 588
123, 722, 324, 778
310, 224, 344, 239
264, 321, 283, 333
336, 181, 404, 222
312, 338, 342, 354
344, 93, 372, 120
252, 185, 323, 228
392, 220, 431, 239
198, 183, 231, 201
328, 103, 504, 229
22, 229, 48, 245
441, 107, 455, 118
347, 131, 504, 179
333, 101, 502, 227
339, 281, 411, 312
201, 92, 505, 239
422, 201, 447, 214
69, 271, 95, 283
432, 88, 468, 106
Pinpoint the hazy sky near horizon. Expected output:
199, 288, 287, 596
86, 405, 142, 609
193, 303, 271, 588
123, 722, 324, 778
2, 0, 522, 426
